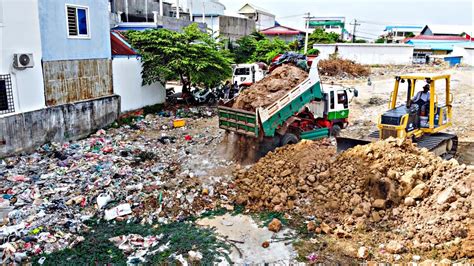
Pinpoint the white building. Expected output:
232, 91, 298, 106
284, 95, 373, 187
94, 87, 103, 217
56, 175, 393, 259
420, 24, 473, 37
308, 17, 346, 36
383, 25, 423, 43
452, 43, 474, 66
238, 3, 275, 30
313, 43, 414, 65
0, 0, 46, 117
183, 0, 225, 17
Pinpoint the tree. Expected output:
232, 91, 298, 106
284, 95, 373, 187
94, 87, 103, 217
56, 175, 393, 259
308, 28, 340, 47
125, 24, 233, 92
354, 39, 368, 43
252, 37, 289, 63
233, 35, 258, 64
375, 37, 386, 43
405, 32, 415, 38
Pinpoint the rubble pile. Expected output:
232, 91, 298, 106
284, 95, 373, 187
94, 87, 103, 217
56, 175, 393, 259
0, 108, 234, 262
232, 64, 308, 111
234, 138, 473, 255
318, 58, 370, 78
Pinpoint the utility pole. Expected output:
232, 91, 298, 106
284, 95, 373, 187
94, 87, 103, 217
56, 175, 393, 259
304, 12, 310, 54
350, 19, 360, 43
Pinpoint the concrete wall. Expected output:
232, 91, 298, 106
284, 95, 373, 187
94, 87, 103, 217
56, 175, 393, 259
313, 43, 414, 65
185, 0, 225, 16
43, 59, 113, 106
452, 46, 474, 66
0, 0, 46, 116
156, 15, 206, 32
112, 57, 165, 112
0, 95, 120, 157
38, 0, 111, 61
256, 13, 275, 30
218, 16, 255, 41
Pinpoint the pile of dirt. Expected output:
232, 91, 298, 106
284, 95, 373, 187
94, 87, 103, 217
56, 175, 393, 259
232, 64, 308, 111
234, 138, 473, 257
319, 58, 370, 78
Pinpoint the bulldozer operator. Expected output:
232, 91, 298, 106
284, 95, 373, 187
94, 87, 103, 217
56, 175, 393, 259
411, 84, 430, 116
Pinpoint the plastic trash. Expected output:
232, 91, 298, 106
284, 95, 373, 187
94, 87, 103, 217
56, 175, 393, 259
104, 204, 132, 221
96, 194, 112, 209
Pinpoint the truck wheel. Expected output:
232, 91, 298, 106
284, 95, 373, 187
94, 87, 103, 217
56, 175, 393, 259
281, 133, 299, 146
331, 124, 341, 137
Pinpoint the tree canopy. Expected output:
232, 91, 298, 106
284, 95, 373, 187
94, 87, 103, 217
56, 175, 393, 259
308, 28, 340, 47
125, 24, 233, 91
231, 32, 290, 64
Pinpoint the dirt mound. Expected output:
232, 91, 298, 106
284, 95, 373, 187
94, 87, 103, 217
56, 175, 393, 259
232, 64, 308, 111
319, 58, 370, 77
234, 138, 473, 255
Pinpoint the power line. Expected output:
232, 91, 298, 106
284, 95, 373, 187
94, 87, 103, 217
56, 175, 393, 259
277, 13, 306, 19
350, 19, 361, 43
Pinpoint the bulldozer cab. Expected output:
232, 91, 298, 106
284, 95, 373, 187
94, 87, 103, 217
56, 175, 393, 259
380, 73, 453, 139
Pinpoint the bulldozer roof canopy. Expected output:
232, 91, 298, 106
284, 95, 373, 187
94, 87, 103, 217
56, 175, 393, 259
397, 73, 451, 80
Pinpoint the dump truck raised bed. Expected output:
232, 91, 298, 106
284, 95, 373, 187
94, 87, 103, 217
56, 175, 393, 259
218, 62, 357, 148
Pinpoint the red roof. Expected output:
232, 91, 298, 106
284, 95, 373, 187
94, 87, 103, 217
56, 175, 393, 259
403, 35, 470, 43
261, 25, 305, 36
111, 31, 137, 56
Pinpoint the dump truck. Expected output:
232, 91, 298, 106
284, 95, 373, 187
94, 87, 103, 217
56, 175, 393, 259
218, 61, 358, 149
337, 73, 458, 159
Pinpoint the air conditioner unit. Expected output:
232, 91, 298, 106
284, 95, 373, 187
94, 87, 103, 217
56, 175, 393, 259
13, 53, 34, 69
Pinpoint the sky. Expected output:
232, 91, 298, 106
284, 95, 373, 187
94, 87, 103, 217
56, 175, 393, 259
219, 0, 473, 39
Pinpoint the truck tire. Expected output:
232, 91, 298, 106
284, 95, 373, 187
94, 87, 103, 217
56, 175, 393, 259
331, 124, 342, 137
281, 133, 299, 146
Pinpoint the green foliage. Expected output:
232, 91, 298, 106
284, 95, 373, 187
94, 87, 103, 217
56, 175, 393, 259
252, 37, 289, 63
306, 48, 320, 55
375, 37, 386, 43
32, 220, 229, 265
253, 211, 288, 227
354, 39, 368, 43
233, 35, 258, 63
126, 23, 233, 90
250, 31, 267, 41
405, 32, 415, 38
308, 28, 340, 47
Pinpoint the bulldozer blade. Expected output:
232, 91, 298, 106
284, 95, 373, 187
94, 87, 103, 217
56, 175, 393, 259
336, 137, 372, 153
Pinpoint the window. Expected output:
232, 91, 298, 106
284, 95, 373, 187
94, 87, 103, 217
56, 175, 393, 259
234, 68, 250, 76
337, 91, 348, 108
66, 4, 90, 38
330, 91, 335, 109
0, 75, 15, 115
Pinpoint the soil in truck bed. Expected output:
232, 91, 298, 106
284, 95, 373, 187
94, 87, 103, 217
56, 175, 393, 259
232, 64, 308, 111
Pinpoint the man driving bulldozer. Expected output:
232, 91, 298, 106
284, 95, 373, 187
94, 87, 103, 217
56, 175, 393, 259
412, 84, 430, 115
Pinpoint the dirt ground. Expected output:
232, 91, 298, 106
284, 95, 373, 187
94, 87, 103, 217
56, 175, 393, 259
338, 66, 474, 164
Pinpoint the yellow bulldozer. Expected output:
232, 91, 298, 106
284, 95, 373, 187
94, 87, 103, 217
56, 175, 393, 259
337, 73, 458, 159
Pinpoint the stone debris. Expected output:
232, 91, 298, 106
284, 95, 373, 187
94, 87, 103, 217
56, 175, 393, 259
267, 218, 282, 233
234, 137, 473, 259
232, 64, 308, 111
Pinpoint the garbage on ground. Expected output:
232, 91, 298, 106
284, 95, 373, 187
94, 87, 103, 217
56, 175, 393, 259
0, 106, 234, 263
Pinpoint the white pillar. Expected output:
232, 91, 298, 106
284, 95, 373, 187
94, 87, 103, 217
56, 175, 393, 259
176, 0, 180, 19
159, 0, 163, 16
145, 0, 148, 22
124, 0, 129, 22
189, 1, 193, 21
202, 1, 205, 21
153, 11, 159, 24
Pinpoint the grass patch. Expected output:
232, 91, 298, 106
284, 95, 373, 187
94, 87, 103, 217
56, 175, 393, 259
253, 211, 288, 227
32, 219, 229, 265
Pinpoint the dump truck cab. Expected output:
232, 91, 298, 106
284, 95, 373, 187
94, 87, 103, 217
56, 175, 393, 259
379, 73, 453, 139
232, 63, 267, 87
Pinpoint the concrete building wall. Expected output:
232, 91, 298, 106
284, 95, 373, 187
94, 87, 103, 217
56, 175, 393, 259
156, 15, 206, 32
452, 46, 474, 66
256, 13, 275, 30
112, 57, 165, 112
43, 59, 113, 106
38, 0, 111, 61
0, 96, 120, 157
0, 0, 46, 116
185, 0, 225, 16
218, 16, 255, 41
313, 43, 414, 65
110, 0, 173, 22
